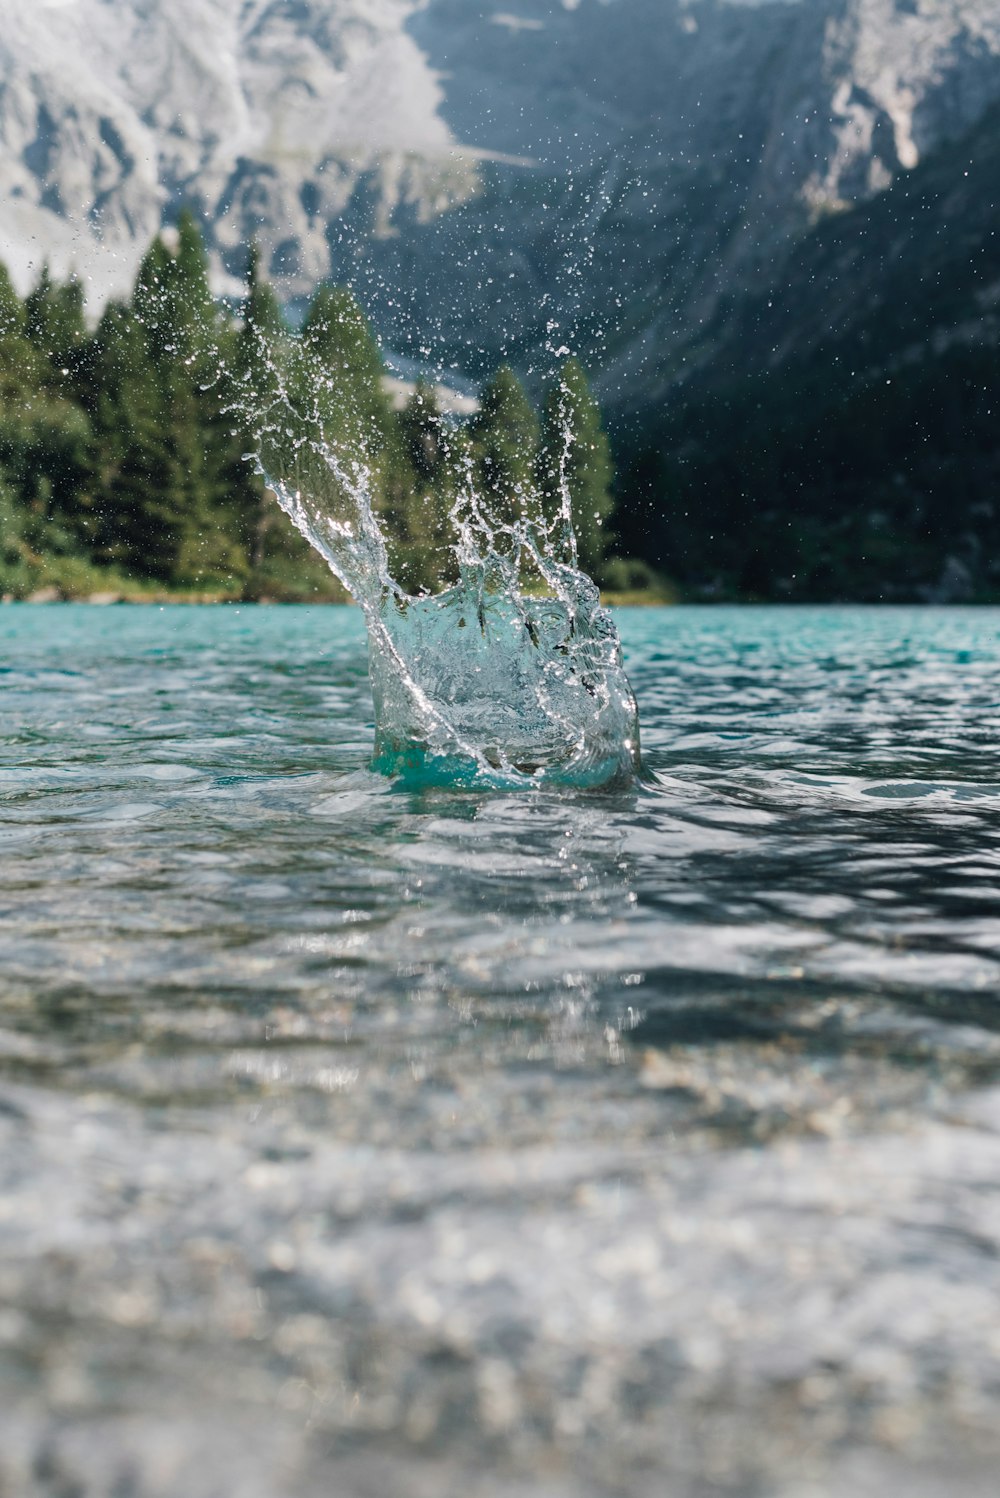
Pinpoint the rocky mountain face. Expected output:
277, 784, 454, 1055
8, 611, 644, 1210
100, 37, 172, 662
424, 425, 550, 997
2, 0, 1000, 400
0, 0, 475, 302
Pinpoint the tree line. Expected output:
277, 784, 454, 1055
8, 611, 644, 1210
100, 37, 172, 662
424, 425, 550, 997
0, 213, 625, 601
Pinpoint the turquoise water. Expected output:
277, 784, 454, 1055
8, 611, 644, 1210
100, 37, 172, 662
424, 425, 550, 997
2, 604, 1000, 1497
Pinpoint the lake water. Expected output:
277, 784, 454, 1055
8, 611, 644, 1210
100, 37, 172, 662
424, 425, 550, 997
1, 603, 999, 1497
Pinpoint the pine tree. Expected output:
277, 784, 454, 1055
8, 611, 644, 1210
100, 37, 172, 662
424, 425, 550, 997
539, 357, 615, 579
0, 264, 92, 559
263, 281, 403, 592
300, 283, 392, 458
88, 220, 245, 586
399, 379, 445, 484
173, 208, 214, 340
235, 244, 286, 404
0, 264, 34, 406
170, 211, 249, 584
389, 381, 455, 591
0, 263, 25, 339
230, 242, 287, 576
228, 246, 346, 598
130, 238, 175, 364
0, 239, 630, 601
86, 301, 174, 575
24, 265, 87, 376
0, 270, 37, 593
468, 365, 540, 541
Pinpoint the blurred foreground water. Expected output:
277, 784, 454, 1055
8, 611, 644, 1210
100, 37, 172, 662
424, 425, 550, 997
1, 604, 999, 1498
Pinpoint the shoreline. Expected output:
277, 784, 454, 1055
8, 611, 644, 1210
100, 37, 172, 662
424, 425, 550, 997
4, 593, 999, 609
1, 586, 675, 608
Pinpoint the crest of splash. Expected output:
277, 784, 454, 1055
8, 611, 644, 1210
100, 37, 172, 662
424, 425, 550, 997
247, 340, 640, 789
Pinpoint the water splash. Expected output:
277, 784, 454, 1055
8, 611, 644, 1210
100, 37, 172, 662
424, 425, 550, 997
248, 337, 640, 790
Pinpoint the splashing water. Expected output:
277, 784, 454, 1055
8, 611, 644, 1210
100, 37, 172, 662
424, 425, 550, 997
249, 340, 640, 789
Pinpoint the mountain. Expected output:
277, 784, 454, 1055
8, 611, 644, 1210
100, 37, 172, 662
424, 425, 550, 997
4, 0, 1000, 404
619, 101, 1000, 601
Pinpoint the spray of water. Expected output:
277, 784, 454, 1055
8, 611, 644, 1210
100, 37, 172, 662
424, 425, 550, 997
241, 324, 640, 790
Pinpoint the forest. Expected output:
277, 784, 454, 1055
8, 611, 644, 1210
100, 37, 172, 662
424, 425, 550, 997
0, 213, 634, 603
9, 137, 999, 609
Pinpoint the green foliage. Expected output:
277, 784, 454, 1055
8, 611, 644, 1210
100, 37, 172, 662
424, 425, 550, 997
0, 227, 619, 602
0, 264, 25, 339
87, 301, 190, 577
231, 254, 352, 601
0, 273, 93, 559
0, 472, 136, 601
88, 230, 244, 587
386, 383, 459, 592
469, 366, 540, 532
230, 242, 291, 587
235, 243, 287, 406
0, 478, 34, 594
539, 358, 615, 578
301, 284, 392, 458
130, 238, 175, 363
24, 266, 88, 376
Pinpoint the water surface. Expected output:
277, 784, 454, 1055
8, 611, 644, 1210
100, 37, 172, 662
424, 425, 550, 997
1, 604, 999, 1497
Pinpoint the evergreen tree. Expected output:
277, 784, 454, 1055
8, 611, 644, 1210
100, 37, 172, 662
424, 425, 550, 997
173, 208, 215, 339
300, 283, 392, 459
235, 243, 286, 402
130, 237, 175, 364
86, 301, 175, 574
231, 242, 287, 575
167, 212, 248, 583
276, 281, 413, 593
0, 263, 25, 339
0, 263, 92, 558
539, 357, 615, 578
399, 379, 446, 484
24, 265, 87, 376
0, 265, 34, 405
0, 240, 639, 602
112, 218, 246, 585
376, 381, 448, 593
468, 365, 540, 540
229, 246, 346, 598
0, 276, 40, 594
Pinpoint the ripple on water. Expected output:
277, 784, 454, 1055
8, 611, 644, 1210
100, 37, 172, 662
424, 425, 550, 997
0, 605, 999, 1496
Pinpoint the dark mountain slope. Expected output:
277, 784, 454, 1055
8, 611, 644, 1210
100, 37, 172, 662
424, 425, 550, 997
620, 103, 1000, 601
